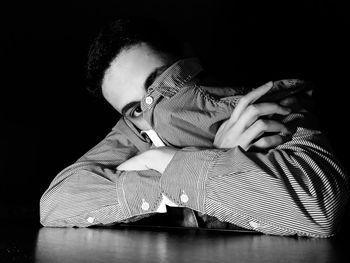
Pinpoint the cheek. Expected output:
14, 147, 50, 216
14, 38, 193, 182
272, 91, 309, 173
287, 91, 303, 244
130, 117, 152, 131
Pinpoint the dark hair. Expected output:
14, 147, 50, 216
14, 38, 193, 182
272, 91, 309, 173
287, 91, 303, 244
86, 17, 182, 98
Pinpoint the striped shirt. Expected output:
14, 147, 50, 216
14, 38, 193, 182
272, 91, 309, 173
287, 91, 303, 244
40, 58, 349, 238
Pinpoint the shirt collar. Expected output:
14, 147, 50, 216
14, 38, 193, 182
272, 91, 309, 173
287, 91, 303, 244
147, 58, 203, 98
123, 58, 204, 144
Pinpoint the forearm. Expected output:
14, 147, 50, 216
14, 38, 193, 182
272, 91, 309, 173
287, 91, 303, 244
40, 160, 163, 227
160, 112, 349, 237
40, 119, 163, 227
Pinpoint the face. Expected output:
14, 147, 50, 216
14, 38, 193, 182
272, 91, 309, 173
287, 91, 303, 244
102, 43, 171, 131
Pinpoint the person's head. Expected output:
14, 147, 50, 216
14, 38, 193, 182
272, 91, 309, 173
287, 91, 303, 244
87, 18, 183, 129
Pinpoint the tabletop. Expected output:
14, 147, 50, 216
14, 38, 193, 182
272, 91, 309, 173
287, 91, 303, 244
1, 221, 349, 263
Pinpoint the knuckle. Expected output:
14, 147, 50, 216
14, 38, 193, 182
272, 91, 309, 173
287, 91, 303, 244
256, 119, 268, 130
247, 104, 259, 115
260, 138, 269, 147
270, 102, 280, 111
254, 137, 269, 148
258, 135, 283, 148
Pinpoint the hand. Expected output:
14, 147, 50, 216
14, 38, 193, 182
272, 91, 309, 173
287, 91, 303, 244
117, 147, 177, 174
278, 90, 314, 113
214, 81, 292, 151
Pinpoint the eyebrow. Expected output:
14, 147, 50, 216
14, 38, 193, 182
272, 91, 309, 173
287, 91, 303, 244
121, 65, 168, 116
144, 66, 166, 89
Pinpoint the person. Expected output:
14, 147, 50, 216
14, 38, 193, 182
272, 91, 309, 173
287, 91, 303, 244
40, 18, 348, 238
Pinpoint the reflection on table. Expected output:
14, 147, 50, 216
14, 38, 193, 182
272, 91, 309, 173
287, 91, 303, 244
35, 226, 343, 263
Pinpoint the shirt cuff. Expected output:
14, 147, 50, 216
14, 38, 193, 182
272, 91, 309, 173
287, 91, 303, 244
160, 149, 219, 213
117, 169, 163, 218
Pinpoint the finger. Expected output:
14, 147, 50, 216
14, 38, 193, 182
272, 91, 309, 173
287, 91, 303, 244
251, 134, 284, 150
279, 96, 298, 107
244, 81, 275, 104
279, 95, 307, 113
237, 103, 291, 130
279, 94, 313, 113
230, 81, 274, 123
240, 119, 289, 148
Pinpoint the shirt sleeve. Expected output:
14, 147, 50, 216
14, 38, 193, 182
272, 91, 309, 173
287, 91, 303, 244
160, 112, 349, 237
40, 120, 163, 227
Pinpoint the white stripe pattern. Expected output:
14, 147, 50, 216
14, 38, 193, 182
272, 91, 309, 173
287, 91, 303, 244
40, 59, 348, 238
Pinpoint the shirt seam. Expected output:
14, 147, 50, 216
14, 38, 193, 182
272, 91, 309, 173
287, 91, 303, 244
200, 151, 221, 212
196, 84, 239, 109
119, 171, 132, 217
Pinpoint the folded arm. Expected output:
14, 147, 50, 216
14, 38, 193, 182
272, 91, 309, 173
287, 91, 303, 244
159, 111, 348, 237
122, 82, 348, 237
39, 120, 164, 227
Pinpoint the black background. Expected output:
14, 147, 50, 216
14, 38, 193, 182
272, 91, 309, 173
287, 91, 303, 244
1, 0, 349, 223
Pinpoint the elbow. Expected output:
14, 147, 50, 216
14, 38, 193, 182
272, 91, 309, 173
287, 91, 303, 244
39, 187, 72, 227
304, 207, 344, 238
291, 154, 349, 237
271, 199, 347, 238
39, 192, 59, 227
299, 185, 349, 237
308, 210, 340, 238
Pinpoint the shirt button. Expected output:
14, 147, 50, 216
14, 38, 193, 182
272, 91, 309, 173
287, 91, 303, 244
87, 217, 95, 223
141, 199, 150, 211
249, 221, 260, 229
180, 192, 189, 203
145, 96, 153, 105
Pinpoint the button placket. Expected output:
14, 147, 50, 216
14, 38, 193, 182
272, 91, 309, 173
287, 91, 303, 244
142, 88, 159, 111
141, 199, 150, 211
141, 88, 164, 128
145, 96, 153, 105
180, 190, 189, 203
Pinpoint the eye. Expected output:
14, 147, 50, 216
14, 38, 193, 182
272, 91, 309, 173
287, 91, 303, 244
145, 71, 158, 89
130, 104, 143, 118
